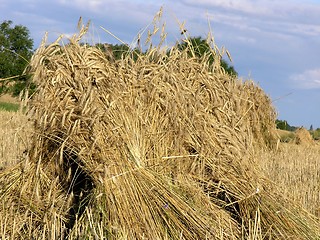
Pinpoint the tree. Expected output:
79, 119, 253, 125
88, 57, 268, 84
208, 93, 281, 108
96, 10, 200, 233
0, 20, 34, 95
312, 128, 320, 140
309, 124, 313, 131
275, 119, 297, 131
276, 119, 288, 130
175, 36, 238, 77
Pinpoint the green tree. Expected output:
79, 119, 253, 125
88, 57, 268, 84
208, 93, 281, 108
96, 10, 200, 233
0, 20, 34, 95
309, 124, 313, 131
312, 128, 320, 140
175, 36, 238, 77
275, 119, 297, 131
276, 119, 288, 130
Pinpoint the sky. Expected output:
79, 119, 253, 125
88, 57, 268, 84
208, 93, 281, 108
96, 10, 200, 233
1, 0, 320, 128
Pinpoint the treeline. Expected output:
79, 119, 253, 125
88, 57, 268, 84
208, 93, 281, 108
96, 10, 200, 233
275, 119, 298, 132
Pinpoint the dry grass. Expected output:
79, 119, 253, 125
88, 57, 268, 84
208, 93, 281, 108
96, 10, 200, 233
0, 94, 20, 104
0, 16, 319, 239
275, 129, 295, 143
0, 110, 31, 169
294, 127, 314, 145
257, 142, 320, 218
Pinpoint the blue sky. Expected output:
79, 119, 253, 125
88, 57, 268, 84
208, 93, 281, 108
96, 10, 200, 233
2, 0, 320, 128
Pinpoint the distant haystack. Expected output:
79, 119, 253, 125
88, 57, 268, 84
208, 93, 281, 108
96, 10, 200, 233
295, 127, 314, 145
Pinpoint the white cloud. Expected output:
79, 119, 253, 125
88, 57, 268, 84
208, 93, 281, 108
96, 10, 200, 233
57, 0, 158, 20
290, 68, 320, 89
183, 0, 275, 17
181, 0, 320, 19
206, 12, 261, 32
236, 36, 256, 44
13, 11, 59, 25
57, 0, 105, 12
289, 23, 320, 36
179, 0, 320, 38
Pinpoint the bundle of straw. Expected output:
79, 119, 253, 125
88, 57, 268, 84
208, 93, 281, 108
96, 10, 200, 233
0, 20, 319, 239
294, 127, 314, 145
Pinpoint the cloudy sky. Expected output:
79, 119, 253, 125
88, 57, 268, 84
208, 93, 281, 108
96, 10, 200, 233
2, 0, 320, 128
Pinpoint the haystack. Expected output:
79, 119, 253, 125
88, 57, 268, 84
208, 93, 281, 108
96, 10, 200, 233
295, 127, 314, 145
0, 20, 319, 239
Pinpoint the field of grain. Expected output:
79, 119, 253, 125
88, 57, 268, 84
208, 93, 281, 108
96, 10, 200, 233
257, 143, 320, 218
0, 17, 319, 239
0, 110, 31, 170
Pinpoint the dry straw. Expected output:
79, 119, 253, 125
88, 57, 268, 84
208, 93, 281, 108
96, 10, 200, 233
294, 127, 314, 145
0, 16, 319, 239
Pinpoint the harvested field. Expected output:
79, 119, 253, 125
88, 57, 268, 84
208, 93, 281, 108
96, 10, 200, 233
0, 110, 31, 169
275, 129, 295, 143
257, 143, 320, 218
0, 18, 319, 239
